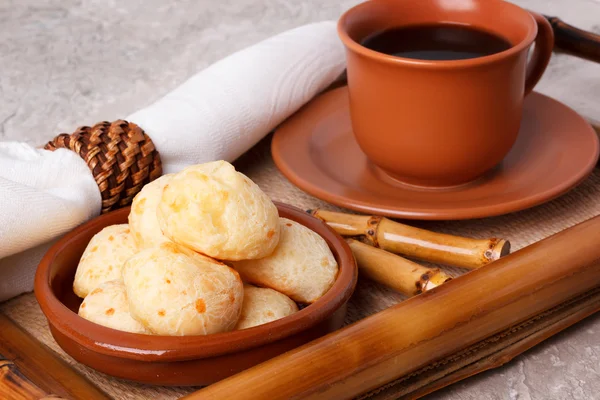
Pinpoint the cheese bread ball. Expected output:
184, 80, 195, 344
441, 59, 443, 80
129, 174, 174, 249
73, 224, 138, 298
235, 285, 298, 330
78, 280, 151, 334
122, 242, 244, 336
157, 161, 279, 261
233, 218, 338, 303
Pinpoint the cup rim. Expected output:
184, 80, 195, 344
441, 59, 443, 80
337, 0, 538, 69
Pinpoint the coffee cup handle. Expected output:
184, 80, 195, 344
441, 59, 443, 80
524, 12, 554, 96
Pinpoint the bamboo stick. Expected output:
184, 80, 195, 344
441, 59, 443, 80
544, 15, 600, 63
310, 209, 510, 269
347, 239, 451, 296
365, 286, 600, 399
185, 214, 600, 400
0, 360, 48, 400
0, 313, 110, 400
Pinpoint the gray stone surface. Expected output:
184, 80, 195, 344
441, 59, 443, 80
1, 0, 599, 399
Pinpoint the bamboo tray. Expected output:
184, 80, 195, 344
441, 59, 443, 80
1, 17, 599, 398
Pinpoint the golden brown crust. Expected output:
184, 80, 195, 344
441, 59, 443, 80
78, 280, 151, 334
73, 224, 138, 298
233, 218, 338, 303
128, 174, 174, 249
157, 161, 280, 261
235, 285, 298, 330
122, 243, 244, 336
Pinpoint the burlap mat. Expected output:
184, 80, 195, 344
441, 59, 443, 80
1, 135, 599, 400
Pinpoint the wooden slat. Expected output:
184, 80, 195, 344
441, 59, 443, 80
0, 313, 110, 400
0, 360, 49, 400
363, 286, 600, 399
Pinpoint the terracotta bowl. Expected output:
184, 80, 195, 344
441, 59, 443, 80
35, 202, 357, 386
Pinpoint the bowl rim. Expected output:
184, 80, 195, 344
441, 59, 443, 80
35, 202, 357, 362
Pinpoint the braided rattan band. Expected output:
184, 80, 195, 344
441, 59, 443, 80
44, 120, 162, 214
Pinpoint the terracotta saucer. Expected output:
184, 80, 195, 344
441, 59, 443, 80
272, 87, 599, 220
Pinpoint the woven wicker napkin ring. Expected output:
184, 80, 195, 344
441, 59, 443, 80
44, 120, 162, 214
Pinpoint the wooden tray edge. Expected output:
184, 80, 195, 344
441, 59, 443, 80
363, 286, 600, 399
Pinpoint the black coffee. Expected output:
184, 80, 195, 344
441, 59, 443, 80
361, 24, 511, 61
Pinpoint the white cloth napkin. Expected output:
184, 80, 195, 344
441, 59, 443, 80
0, 21, 346, 302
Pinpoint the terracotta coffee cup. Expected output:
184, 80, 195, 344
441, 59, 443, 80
338, 0, 554, 187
